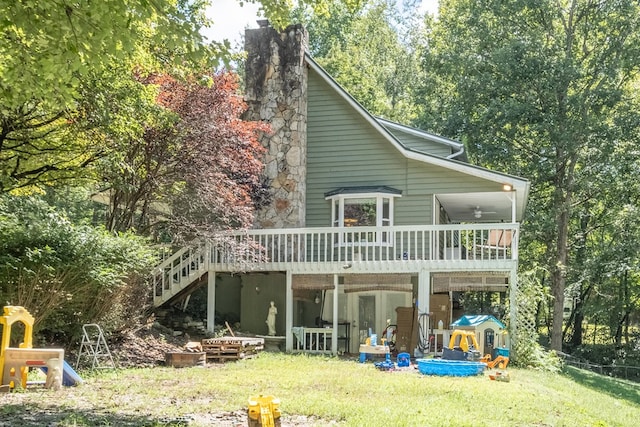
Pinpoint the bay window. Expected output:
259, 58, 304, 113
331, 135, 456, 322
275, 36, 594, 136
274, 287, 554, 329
325, 187, 401, 246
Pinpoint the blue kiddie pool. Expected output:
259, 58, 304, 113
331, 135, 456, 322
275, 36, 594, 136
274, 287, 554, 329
416, 358, 485, 377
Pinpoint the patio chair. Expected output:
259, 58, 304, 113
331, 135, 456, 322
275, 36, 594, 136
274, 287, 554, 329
475, 229, 512, 259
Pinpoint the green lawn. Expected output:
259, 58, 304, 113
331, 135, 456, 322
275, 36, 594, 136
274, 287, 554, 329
1, 353, 638, 426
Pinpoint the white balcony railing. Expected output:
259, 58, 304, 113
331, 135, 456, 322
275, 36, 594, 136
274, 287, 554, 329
152, 223, 518, 305
209, 223, 517, 265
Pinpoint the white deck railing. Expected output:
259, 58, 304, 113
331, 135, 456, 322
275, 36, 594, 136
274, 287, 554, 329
291, 327, 333, 354
152, 223, 518, 305
208, 223, 518, 265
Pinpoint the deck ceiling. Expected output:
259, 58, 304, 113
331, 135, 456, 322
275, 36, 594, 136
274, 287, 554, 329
432, 271, 509, 293
437, 191, 517, 223
291, 272, 509, 294
292, 273, 413, 292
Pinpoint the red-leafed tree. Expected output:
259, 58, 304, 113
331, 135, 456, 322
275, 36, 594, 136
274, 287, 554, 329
100, 72, 269, 242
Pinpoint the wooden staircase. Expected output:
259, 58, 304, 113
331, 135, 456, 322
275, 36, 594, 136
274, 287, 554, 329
152, 243, 208, 307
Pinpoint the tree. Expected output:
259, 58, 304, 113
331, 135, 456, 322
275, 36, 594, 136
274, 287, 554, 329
0, 0, 351, 195
100, 72, 269, 241
291, 0, 366, 57
0, 0, 360, 111
0, 58, 163, 194
566, 123, 640, 349
292, 0, 424, 121
0, 0, 217, 111
0, 101, 95, 193
0, 0, 210, 194
421, 0, 640, 351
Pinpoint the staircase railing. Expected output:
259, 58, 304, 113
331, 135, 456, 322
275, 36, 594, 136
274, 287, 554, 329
152, 243, 208, 306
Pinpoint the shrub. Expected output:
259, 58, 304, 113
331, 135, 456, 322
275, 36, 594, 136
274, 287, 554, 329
0, 195, 157, 345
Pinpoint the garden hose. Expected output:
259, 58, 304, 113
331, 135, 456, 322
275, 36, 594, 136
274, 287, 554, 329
417, 313, 431, 353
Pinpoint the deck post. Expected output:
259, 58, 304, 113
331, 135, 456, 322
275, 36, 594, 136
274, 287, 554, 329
286, 270, 293, 352
509, 267, 518, 356
206, 271, 216, 333
332, 274, 339, 355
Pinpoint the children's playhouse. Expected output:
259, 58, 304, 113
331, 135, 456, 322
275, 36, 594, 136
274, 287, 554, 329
449, 315, 509, 358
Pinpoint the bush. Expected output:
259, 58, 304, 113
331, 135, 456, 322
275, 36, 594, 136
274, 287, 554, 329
0, 195, 157, 345
572, 341, 640, 367
513, 328, 562, 372
511, 268, 561, 371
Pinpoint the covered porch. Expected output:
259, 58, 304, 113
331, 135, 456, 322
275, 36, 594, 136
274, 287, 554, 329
151, 223, 519, 356
286, 269, 513, 356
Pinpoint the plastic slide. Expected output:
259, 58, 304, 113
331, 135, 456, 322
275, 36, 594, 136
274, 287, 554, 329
41, 360, 83, 387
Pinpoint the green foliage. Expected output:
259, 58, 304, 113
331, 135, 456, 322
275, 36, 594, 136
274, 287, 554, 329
293, 0, 423, 121
570, 193, 640, 346
572, 341, 640, 368
0, 103, 96, 194
262, 0, 365, 30
0, 37, 171, 194
423, 0, 640, 351
458, 292, 507, 319
0, 194, 157, 343
95, 72, 268, 242
511, 269, 561, 371
0, 0, 217, 111
514, 327, 562, 372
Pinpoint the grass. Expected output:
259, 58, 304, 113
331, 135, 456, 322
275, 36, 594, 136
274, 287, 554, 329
1, 353, 639, 426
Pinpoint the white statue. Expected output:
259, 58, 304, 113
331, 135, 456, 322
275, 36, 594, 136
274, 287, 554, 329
266, 301, 277, 336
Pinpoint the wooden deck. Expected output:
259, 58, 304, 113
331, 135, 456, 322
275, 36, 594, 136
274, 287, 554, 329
152, 223, 519, 307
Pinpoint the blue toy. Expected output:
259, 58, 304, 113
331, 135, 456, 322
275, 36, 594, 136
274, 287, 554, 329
397, 352, 410, 367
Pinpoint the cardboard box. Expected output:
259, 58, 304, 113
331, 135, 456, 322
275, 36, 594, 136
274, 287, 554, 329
395, 307, 418, 353
430, 293, 451, 329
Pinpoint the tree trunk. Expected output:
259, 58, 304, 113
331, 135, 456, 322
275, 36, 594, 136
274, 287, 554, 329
569, 210, 590, 349
571, 301, 584, 348
614, 271, 629, 346
550, 152, 574, 352
551, 265, 566, 351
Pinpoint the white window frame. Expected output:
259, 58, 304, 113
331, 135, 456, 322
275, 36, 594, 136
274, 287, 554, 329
326, 192, 400, 246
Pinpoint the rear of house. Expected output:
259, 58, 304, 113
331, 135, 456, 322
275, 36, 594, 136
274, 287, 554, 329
153, 22, 530, 357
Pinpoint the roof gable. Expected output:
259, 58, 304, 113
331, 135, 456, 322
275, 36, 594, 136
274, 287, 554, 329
376, 117, 467, 161
304, 54, 530, 220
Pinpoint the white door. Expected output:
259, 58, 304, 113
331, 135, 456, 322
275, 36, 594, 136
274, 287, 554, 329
320, 289, 349, 353
348, 291, 412, 353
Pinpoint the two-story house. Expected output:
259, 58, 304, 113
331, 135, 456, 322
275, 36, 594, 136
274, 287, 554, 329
152, 22, 530, 356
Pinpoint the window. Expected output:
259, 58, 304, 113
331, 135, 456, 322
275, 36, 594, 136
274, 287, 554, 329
325, 187, 401, 246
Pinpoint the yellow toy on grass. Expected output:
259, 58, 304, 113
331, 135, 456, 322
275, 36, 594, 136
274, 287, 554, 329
248, 394, 281, 427
0, 305, 64, 390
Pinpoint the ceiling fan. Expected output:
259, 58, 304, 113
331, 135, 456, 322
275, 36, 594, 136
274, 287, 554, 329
473, 206, 496, 219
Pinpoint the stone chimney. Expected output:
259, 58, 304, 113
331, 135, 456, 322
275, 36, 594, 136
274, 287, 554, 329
244, 22, 308, 229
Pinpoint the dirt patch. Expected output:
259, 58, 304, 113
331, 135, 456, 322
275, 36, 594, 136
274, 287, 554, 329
108, 322, 195, 368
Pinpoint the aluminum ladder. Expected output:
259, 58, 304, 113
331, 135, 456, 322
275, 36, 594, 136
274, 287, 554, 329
76, 323, 115, 369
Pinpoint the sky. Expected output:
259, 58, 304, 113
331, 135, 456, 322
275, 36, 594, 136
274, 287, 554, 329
203, 0, 440, 48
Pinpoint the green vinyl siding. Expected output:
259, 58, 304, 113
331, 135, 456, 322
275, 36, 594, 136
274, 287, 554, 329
405, 159, 504, 195
305, 69, 507, 228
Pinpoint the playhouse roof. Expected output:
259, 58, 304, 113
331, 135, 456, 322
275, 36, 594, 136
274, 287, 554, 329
451, 315, 506, 329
